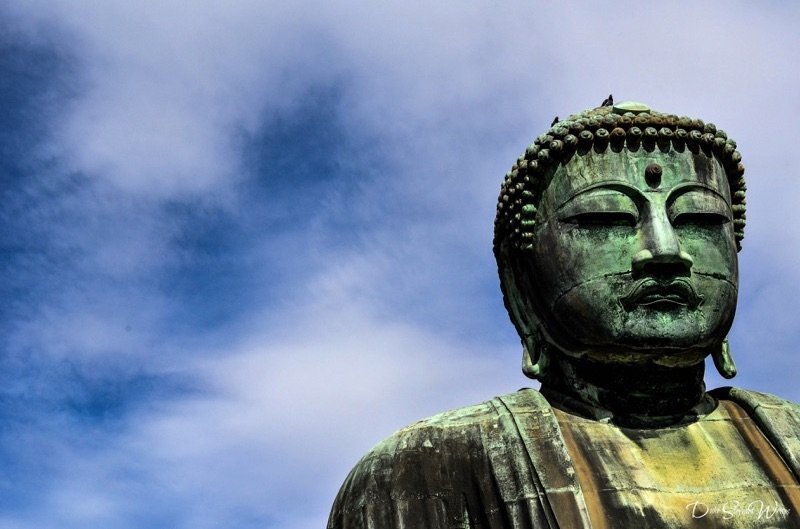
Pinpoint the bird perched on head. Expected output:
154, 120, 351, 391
601, 94, 613, 107
550, 116, 559, 127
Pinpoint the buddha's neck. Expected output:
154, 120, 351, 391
540, 354, 712, 427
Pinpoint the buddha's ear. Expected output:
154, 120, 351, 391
521, 332, 549, 380
498, 254, 549, 380
712, 338, 737, 379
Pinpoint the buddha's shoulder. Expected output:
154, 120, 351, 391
329, 389, 547, 521
713, 386, 800, 441
713, 385, 800, 413
365, 387, 547, 457
329, 389, 551, 527
337, 388, 550, 484
359, 399, 494, 464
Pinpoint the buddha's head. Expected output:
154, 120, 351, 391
494, 101, 745, 381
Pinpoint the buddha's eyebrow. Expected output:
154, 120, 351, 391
556, 180, 644, 211
666, 182, 730, 205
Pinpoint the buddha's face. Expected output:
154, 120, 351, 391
524, 148, 738, 365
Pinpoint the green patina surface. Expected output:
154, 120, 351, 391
328, 100, 800, 528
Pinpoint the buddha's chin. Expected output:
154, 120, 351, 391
544, 312, 732, 368
551, 316, 727, 366
573, 347, 709, 369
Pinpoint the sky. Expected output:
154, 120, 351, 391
1, 2, 799, 528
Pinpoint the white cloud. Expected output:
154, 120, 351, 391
6, 0, 349, 196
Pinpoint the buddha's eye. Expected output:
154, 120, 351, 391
558, 190, 639, 227
668, 191, 731, 227
563, 211, 638, 227
672, 212, 730, 226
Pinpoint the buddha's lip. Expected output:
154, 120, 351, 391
619, 278, 704, 312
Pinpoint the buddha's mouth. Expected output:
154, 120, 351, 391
619, 278, 704, 312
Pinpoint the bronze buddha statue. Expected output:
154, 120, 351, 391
327, 100, 800, 528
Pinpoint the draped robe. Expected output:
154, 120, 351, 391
328, 388, 800, 529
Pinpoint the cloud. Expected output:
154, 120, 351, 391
4, 0, 352, 197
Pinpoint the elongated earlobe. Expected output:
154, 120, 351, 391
521, 330, 549, 380
712, 338, 737, 379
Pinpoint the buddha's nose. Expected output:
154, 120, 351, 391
632, 209, 693, 278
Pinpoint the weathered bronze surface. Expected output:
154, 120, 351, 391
328, 100, 800, 528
